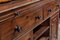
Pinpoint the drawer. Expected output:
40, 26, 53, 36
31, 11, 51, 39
49, 1, 57, 13
18, 31, 33, 40
0, 12, 14, 22
14, 8, 43, 38
14, 9, 39, 33
14, 1, 42, 18
14, 1, 43, 29
33, 7, 43, 23
43, 1, 57, 19
0, 14, 15, 40
14, 2, 43, 37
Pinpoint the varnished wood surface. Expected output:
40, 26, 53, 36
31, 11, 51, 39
0, 0, 59, 40
0, 0, 55, 13
50, 13, 59, 40
0, 0, 39, 13
13, 9, 59, 40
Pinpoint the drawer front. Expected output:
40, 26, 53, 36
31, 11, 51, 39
0, 16, 15, 40
14, 1, 42, 18
43, 1, 57, 19
33, 7, 43, 23
50, 13, 59, 40
49, 1, 57, 13
14, 9, 43, 38
14, 2, 43, 37
18, 31, 33, 40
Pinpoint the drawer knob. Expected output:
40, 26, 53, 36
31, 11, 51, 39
14, 12, 20, 16
35, 16, 41, 19
48, 9, 52, 12
14, 25, 22, 32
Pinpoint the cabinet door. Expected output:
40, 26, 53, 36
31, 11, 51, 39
0, 13, 15, 40
50, 13, 59, 40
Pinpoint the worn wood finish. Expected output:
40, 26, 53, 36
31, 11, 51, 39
0, 0, 59, 40
43, 1, 57, 19
49, 1, 57, 13
0, 17, 15, 40
13, 2, 43, 38
50, 13, 59, 40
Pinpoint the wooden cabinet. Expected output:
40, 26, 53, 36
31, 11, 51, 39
0, 0, 59, 40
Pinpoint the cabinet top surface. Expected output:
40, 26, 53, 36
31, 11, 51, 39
0, 0, 55, 13
0, 0, 40, 13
